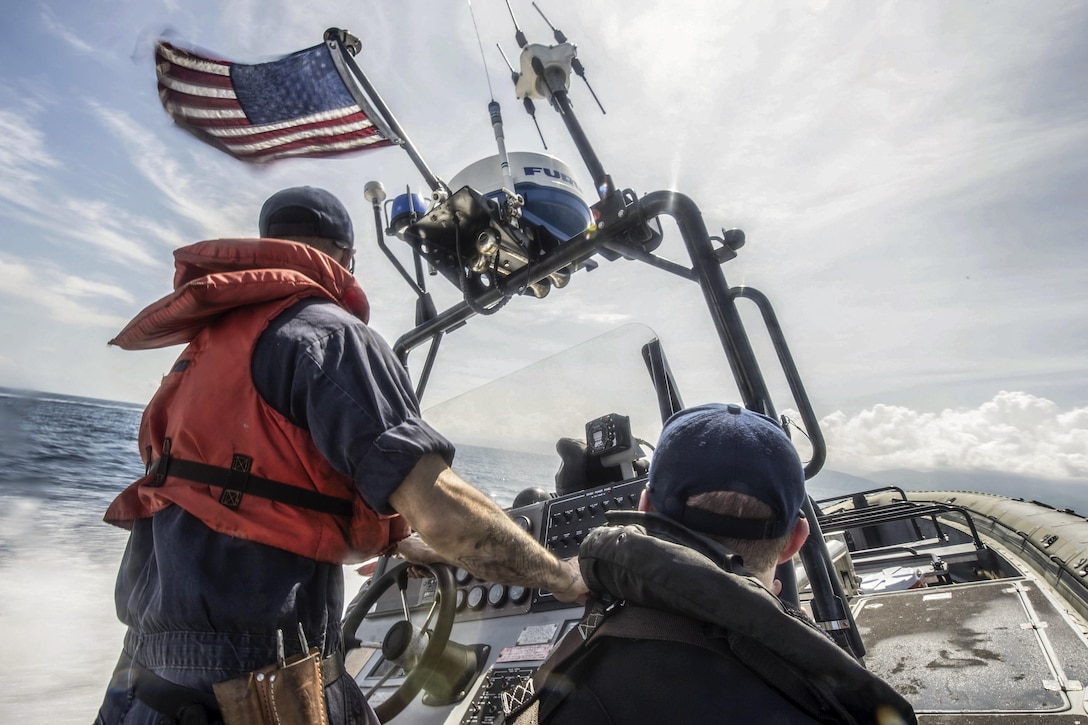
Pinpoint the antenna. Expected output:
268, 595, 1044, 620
469, 0, 520, 211
532, 1, 567, 42
498, 43, 546, 148
504, 0, 528, 48
467, 0, 495, 101
532, 2, 605, 113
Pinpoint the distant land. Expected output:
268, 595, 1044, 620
0, 386, 143, 410
812, 467, 1088, 517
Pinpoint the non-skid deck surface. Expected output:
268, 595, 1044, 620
854, 577, 1087, 720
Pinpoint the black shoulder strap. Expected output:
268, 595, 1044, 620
593, 604, 728, 652
500, 600, 613, 721
724, 631, 854, 723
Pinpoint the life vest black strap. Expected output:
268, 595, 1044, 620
145, 452, 353, 517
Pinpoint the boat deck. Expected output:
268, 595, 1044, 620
855, 577, 1088, 723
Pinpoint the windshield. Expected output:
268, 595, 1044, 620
423, 324, 666, 507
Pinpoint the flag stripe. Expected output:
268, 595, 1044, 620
203, 107, 368, 137
159, 89, 246, 113
156, 64, 235, 92
252, 136, 391, 163
157, 42, 231, 76
154, 38, 391, 163
230, 137, 387, 163
161, 101, 250, 125
158, 74, 238, 100
223, 123, 384, 155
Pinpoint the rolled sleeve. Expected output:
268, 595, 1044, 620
357, 417, 453, 514
253, 299, 454, 515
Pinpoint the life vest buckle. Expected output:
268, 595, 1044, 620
219, 454, 253, 509
146, 438, 173, 487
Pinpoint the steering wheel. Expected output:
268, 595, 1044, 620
342, 559, 457, 722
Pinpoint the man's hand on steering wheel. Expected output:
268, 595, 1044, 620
394, 533, 447, 566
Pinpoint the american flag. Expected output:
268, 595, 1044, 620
155, 39, 395, 162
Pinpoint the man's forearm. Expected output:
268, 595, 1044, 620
389, 454, 585, 601
446, 503, 575, 591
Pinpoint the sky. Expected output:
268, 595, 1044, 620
0, 0, 1085, 482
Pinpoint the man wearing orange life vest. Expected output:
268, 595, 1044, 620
95, 187, 587, 725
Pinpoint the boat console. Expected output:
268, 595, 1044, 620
344, 475, 647, 724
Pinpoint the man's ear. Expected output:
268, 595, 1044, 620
637, 489, 653, 513
340, 247, 356, 271
777, 514, 810, 564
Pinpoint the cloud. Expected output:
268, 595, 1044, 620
58, 273, 136, 303
0, 109, 60, 180
581, 2, 1088, 270
0, 105, 172, 268
39, 6, 96, 54
0, 254, 131, 329
818, 391, 1088, 480
91, 104, 243, 239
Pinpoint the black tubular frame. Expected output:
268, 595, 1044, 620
361, 39, 855, 654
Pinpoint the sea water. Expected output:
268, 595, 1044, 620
0, 389, 555, 723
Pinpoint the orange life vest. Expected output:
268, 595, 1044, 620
105, 239, 410, 563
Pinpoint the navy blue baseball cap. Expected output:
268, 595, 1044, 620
646, 403, 806, 539
259, 186, 353, 249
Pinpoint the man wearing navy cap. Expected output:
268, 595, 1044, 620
506, 403, 916, 725
258, 186, 357, 270
643, 401, 811, 594
97, 187, 586, 725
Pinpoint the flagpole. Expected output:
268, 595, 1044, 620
324, 29, 446, 194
